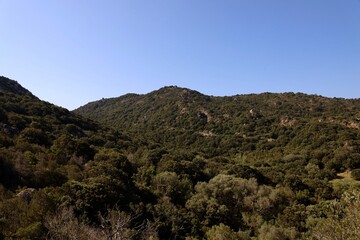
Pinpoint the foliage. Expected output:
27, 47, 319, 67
1, 77, 360, 239
310, 190, 360, 240
351, 169, 360, 180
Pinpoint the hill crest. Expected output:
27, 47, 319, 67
0, 76, 34, 96
74, 86, 360, 155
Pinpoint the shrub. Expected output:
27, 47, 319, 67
351, 169, 360, 180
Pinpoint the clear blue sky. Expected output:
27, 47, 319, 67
1, 0, 359, 110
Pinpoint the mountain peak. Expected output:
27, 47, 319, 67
0, 76, 34, 96
150, 85, 204, 97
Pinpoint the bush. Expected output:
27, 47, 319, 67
351, 169, 360, 180
205, 223, 243, 240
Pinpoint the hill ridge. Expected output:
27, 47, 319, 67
74, 85, 360, 159
0, 76, 34, 96
75, 86, 360, 126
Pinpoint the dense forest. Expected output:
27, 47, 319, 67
1, 76, 360, 239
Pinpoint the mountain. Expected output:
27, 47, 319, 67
2, 78, 360, 239
75, 86, 360, 125
0, 77, 139, 239
75, 86, 360, 159
74, 86, 360, 239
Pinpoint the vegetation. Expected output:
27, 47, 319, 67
1, 76, 360, 239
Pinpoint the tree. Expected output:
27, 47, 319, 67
97, 205, 159, 240
152, 171, 192, 205
45, 207, 102, 240
311, 190, 360, 240
186, 174, 259, 230
205, 223, 246, 240
258, 223, 298, 240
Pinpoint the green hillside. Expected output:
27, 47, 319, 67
1, 77, 360, 239
74, 86, 360, 239
0, 77, 140, 239
75, 86, 360, 167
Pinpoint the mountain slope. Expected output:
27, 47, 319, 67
76, 86, 360, 122
0, 76, 134, 188
0, 76, 34, 96
2, 78, 360, 239
75, 86, 360, 159
0, 77, 139, 238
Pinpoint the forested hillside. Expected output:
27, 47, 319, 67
0, 76, 143, 239
75, 86, 360, 239
75, 87, 360, 239
76, 86, 360, 170
1, 77, 360, 239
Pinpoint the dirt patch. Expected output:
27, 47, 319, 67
337, 170, 352, 179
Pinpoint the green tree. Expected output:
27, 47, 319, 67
311, 190, 360, 240
258, 223, 298, 240
152, 171, 192, 205
205, 223, 246, 240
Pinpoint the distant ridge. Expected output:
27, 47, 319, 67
74, 85, 360, 155
75, 85, 360, 129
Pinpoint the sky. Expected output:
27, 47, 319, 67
1, 0, 360, 110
